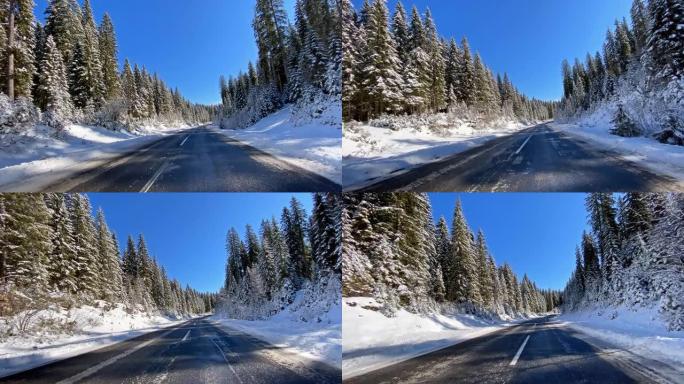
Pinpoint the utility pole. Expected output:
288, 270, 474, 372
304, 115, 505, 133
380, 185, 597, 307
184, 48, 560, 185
6, 0, 18, 102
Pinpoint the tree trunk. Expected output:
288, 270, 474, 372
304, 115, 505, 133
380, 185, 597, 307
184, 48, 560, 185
7, 0, 16, 102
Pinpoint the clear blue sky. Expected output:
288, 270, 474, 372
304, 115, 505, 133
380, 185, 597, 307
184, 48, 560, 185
87, 193, 312, 293
34, 0, 296, 105
429, 193, 589, 290
353, 0, 632, 101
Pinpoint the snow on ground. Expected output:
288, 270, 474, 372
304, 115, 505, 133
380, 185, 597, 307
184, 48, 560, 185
550, 108, 684, 184
212, 294, 341, 369
0, 302, 193, 378
343, 115, 531, 190
342, 297, 522, 379
0, 123, 193, 191
213, 101, 342, 185
559, 306, 684, 371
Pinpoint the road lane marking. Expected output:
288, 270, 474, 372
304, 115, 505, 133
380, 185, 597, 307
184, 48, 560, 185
510, 335, 531, 366
140, 160, 170, 193
56, 327, 179, 384
182, 330, 191, 342
180, 135, 190, 147
211, 338, 244, 384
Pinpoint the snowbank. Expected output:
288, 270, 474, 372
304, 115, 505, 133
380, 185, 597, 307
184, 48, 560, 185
214, 100, 342, 185
559, 306, 684, 370
342, 297, 519, 379
343, 115, 531, 189
212, 297, 341, 368
0, 302, 193, 378
550, 112, 684, 184
212, 276, 342, 368
0, 123, 193, 191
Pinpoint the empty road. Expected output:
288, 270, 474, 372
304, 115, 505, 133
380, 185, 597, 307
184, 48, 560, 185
1, 317, 340, 384
344, 316, 681, 384
39, 126, 339, 192
355, 123, 681, 192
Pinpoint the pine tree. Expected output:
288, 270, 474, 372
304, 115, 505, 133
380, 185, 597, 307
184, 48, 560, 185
70, 193, 99, 298
95, 208, 123, 301
476, 230, 494, 308
448, 200, 481, 307
1, 0, 36, 99
35, 35, 72, 126
80, 0, 104, 106
630, 0, 650, 56
423, 8, 446, 112
646, 0, 684, 80
456, 37, 475, 106
253, 0, 289, 91
122, 235, 138, 278
361, 0, 404, 117
44, 193, 77, 293
98, 13, 120, 100
0, 194, 51, 290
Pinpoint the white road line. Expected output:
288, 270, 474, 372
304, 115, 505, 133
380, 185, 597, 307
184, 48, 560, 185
514, 135, 533, 156
510, 335, 531, 366
182, 329, 191, 342
140, 160, 170, 193
211, 338, 244, 384
179, 135, 190, 147
56, 327, 178, 384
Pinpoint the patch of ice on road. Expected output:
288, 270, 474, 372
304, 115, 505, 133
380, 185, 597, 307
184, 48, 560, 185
342, 297, 526, 379
0, 302, 196, 379
214, 99, 342, 185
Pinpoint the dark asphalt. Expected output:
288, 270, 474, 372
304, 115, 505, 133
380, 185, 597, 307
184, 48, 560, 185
1, 318, 341, 384
344, 316, 679, 384
43, 126, 340, 192
355, 123, 681, 192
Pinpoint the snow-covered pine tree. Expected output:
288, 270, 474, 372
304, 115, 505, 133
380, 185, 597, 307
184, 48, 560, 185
361, 0, 404, 117
69, 193, 99, 299
646, 0, 684, 81
423, 8, 446, 112
476, 230, 494, 309
253, 0, 289, 92
98, 13, 120, 100
310, 192, 342, 274
44, 193, 77, 294
35, 35, 72, 127
94, 208, 123, 302
282, 197, 312, 285
0, 0, 36, 99
80, 0, 105, 107
448, 200, 481, 308
341, 194, 374, 296
456, 37, 475, 106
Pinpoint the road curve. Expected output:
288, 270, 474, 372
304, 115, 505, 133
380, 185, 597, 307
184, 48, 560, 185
353, 123, 681, 193
41, 126, 340, 192
344, 316, 680, 384
0, 317, 341, 384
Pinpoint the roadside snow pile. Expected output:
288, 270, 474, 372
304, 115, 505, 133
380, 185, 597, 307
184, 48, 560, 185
550, 110, 684, 182
559, 306, 684, 369
0, 301, 190, 378
215, 98, 342, 185
213, 275, 342, 368
342, 297, 517, 379
343, 114, 531, 189
0, 123, 190, 191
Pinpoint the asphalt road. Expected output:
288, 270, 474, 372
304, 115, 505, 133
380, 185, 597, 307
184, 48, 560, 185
344, 316, 681, 384
356, 123, 681, 192
43, 126, 339, 192
1, 317, 340, 384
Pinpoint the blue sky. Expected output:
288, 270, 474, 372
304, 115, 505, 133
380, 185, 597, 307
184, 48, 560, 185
429, 193, 589, 290
87, 193, 312, 293
353, 0, 632, 101
34, 0, 296, 105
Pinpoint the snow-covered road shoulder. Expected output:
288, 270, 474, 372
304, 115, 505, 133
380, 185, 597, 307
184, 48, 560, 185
558, 307, 684, 377
549, 121, 684, 185
0, 303, 195, 379
0, 123, 192, 191
343, 117, 532, 190
211, 299, 341, 370
213, 102, 342, 185
342, 297, 520, 380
